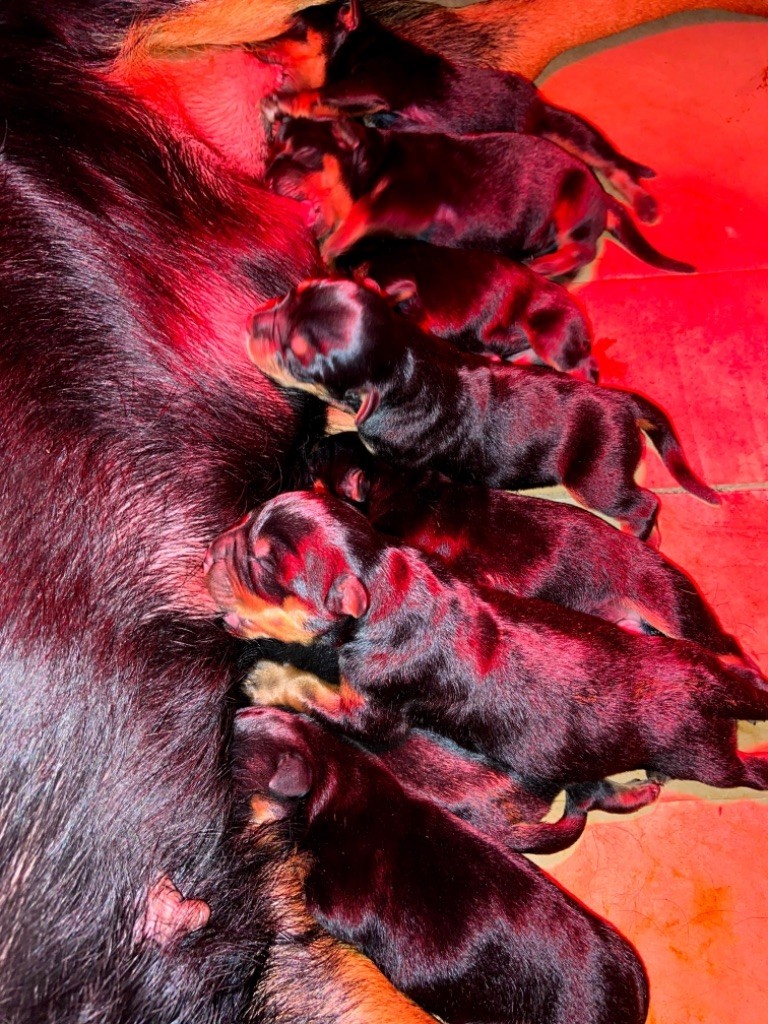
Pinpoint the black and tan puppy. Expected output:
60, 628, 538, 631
305, 432, 749, 661
238, 650, 662, 839
248, 279, 716, 538
343, 240, 598, 379
206, 491, 768, 802
259, 0, 657, 220
232, 705, 650, 1024
265, 119, 693, 276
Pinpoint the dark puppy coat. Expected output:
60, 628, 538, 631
232, 706, 650, 1024
343, 239, 597, 379
207, 491, 768, 802
266, 119, 693, 276
261, 0, 657, 219
305, 432, 747, 660
248, 279, 717, 537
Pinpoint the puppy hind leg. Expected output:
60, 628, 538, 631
737, 752, 768, 791
527, 241, 596, 279
568, 778, 662, 814
527, 170, 601, 278
560, 412, 660, 536
537, 102, 658, 221
526, 301, 596, 379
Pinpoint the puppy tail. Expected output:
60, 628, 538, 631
630, 392, 719, 505
605, 198, 695, 273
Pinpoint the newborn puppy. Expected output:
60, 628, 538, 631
343, 239, 597, 380
375, 728, 659, 847
232, 705, 650, 1024
260, 0, 657, 219
248, 279, 717, 538
206, 491, 768, 802
304, 432, 748, 662
265, 119, 693, 276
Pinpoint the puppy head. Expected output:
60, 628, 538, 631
266, 120, 370, 237
204, 490, 383, 642
253, 0, 361, 90
231, 707, 321, 827
248, 277, 404, 414
305, 433, 379, 505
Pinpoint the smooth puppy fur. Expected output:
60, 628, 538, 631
266, 119, 693, 276
305, 432, 747, 660
248, 278, 716, 537
258, 0, 657, 219
206, 492, 768, 802
343, 239, 598, 379
232, 706, 650, 1024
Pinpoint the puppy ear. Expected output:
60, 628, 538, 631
337, 0, 360, 32
382, 277, 419, 309
339, 467, 369, 504
325, 572, 369, 618
268, 752, 313, 799
355, 388, 380, 426
331, 119, 362, 151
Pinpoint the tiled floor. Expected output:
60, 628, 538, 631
527, 20, 768, 1024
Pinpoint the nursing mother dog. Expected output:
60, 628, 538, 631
1, 0, 762, 1023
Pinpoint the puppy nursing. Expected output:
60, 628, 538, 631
248, 278, 716, 538
260, 0, 657, 219
233, 706, 650, 1024
268, 119, 692, 276
211, 491, 768, 800
305, 433, 746, 659
211, 5, 762, 1021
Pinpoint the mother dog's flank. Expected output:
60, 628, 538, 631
206, 491, 768, 801
248, 279, 716, 538
232, 706, 650, 1024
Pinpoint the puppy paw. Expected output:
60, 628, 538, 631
262, 93, 285, 124
634, 191, 659, 224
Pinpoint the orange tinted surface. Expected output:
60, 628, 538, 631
531, 20, 768, 1024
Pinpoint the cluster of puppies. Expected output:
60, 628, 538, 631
205, 2, 766, 1021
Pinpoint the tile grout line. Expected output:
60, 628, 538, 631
576, 265, 768, 287
654, 482, 768, 494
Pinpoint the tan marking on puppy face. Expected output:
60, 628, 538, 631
263, 30, 328, 90
247, 338, 337, 403
249, 794, 287, 826
229, 594, 317, 644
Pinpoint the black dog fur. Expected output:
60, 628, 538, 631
304, 432, 748, 660
232, 706, 651, 1024
248, 279, 717, 538
206, 491, 768, 803
342, 239, 598, 379
260, 0, 658, 219
266, 119, 693, 276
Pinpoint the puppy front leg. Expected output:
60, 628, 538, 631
265, 81, 390, 122
245, 661, 404, 740
322, 191, 432, 263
